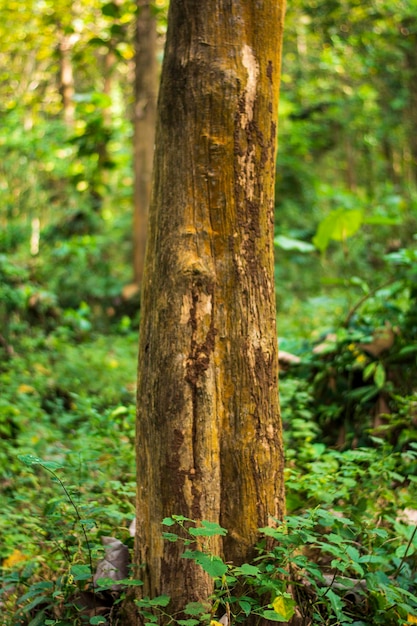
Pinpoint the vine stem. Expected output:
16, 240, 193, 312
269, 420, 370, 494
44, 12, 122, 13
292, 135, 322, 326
38, 462, 97, 615
343, 278, 397, 327
393, 522, 417, 579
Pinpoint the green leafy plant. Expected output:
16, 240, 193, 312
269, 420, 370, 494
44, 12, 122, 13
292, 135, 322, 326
0, 451, 135, 625
134, 516, 296, 625
132, 504, 417, 625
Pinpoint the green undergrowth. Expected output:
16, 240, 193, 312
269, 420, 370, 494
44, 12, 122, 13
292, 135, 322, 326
1, 453, 416, 625
1, 230, 417, 624
0, 328, 138, 619
1, 309, 417, 624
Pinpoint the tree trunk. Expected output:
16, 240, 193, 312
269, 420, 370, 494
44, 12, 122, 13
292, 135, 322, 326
58, 33, 76, 126
103, 48, 116, 127
134, 0, 286, 618
132, 0, 158, 286
405, 31, 417, 185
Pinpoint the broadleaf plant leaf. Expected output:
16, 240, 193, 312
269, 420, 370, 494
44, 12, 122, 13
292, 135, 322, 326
313, 208, 363, 252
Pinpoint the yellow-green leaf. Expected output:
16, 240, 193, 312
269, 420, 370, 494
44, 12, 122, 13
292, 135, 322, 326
272, 593, 296, 620
374, 362, 386, 389
313, 208, 363, 252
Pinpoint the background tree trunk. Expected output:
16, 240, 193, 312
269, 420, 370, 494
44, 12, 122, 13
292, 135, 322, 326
134, 0, 286, 617
404, 30, 417, 185
133, 0, 158, 286
58, 33, 76, 127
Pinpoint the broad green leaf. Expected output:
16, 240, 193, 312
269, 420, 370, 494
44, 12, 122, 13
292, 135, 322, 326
260, 609, 288, 622
95, 576, 143, 590
95, 577, 119, 591
18, 454, 43, 466
162, 532, 180, 542
142, 615, 158, 623
313, 209, 363, 252
236, 563, 260, 576
374, 363, 386, 389
162, 517, 175, 526
316, 509, 353, 526
346, 385, 378, 402
274, 235, 315, 253
19, 582, 53, 602
37, 460, 64, 470
259, 526, 282, 538
358, 554, 385, 564
149, 595, 170, 607
79, 519, 95, 530
329, 208, 363, 240
189, 520, 227, 537
18, 454, 63, 470
90, 617, 107, 625
238, 599, 252, 615
101, 2, 120, 18
398, 346, 417, 356
346, 545, 360, 561
184, 601, 208, 616
110, 406, 129, 418
349, 275, 369, 291
272, 594, 296, 621
199, 554, 227, 578
363, 215, 401, 225
118, 578, 144, 586
182, 551, 227, 578
396, 544, 416, 558
70, 564, 91, 581
363, 362, 376, 381
370, 528, 389, 539
23, 595, 52, 614
324, 589, 345, 620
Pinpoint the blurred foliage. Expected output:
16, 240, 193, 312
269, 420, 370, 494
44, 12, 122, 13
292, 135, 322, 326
275, 0, 417, 306
0, 0, 417, 623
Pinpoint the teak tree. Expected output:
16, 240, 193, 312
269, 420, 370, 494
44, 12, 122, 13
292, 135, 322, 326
134, 0, 286, 616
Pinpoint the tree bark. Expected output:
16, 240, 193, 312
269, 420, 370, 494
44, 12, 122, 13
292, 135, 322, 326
133, 0, 158, 286
134, 0, 286, 618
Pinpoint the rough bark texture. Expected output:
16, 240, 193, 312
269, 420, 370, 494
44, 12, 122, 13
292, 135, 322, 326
133, 0, 158, 285
135, 0, 286, 617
